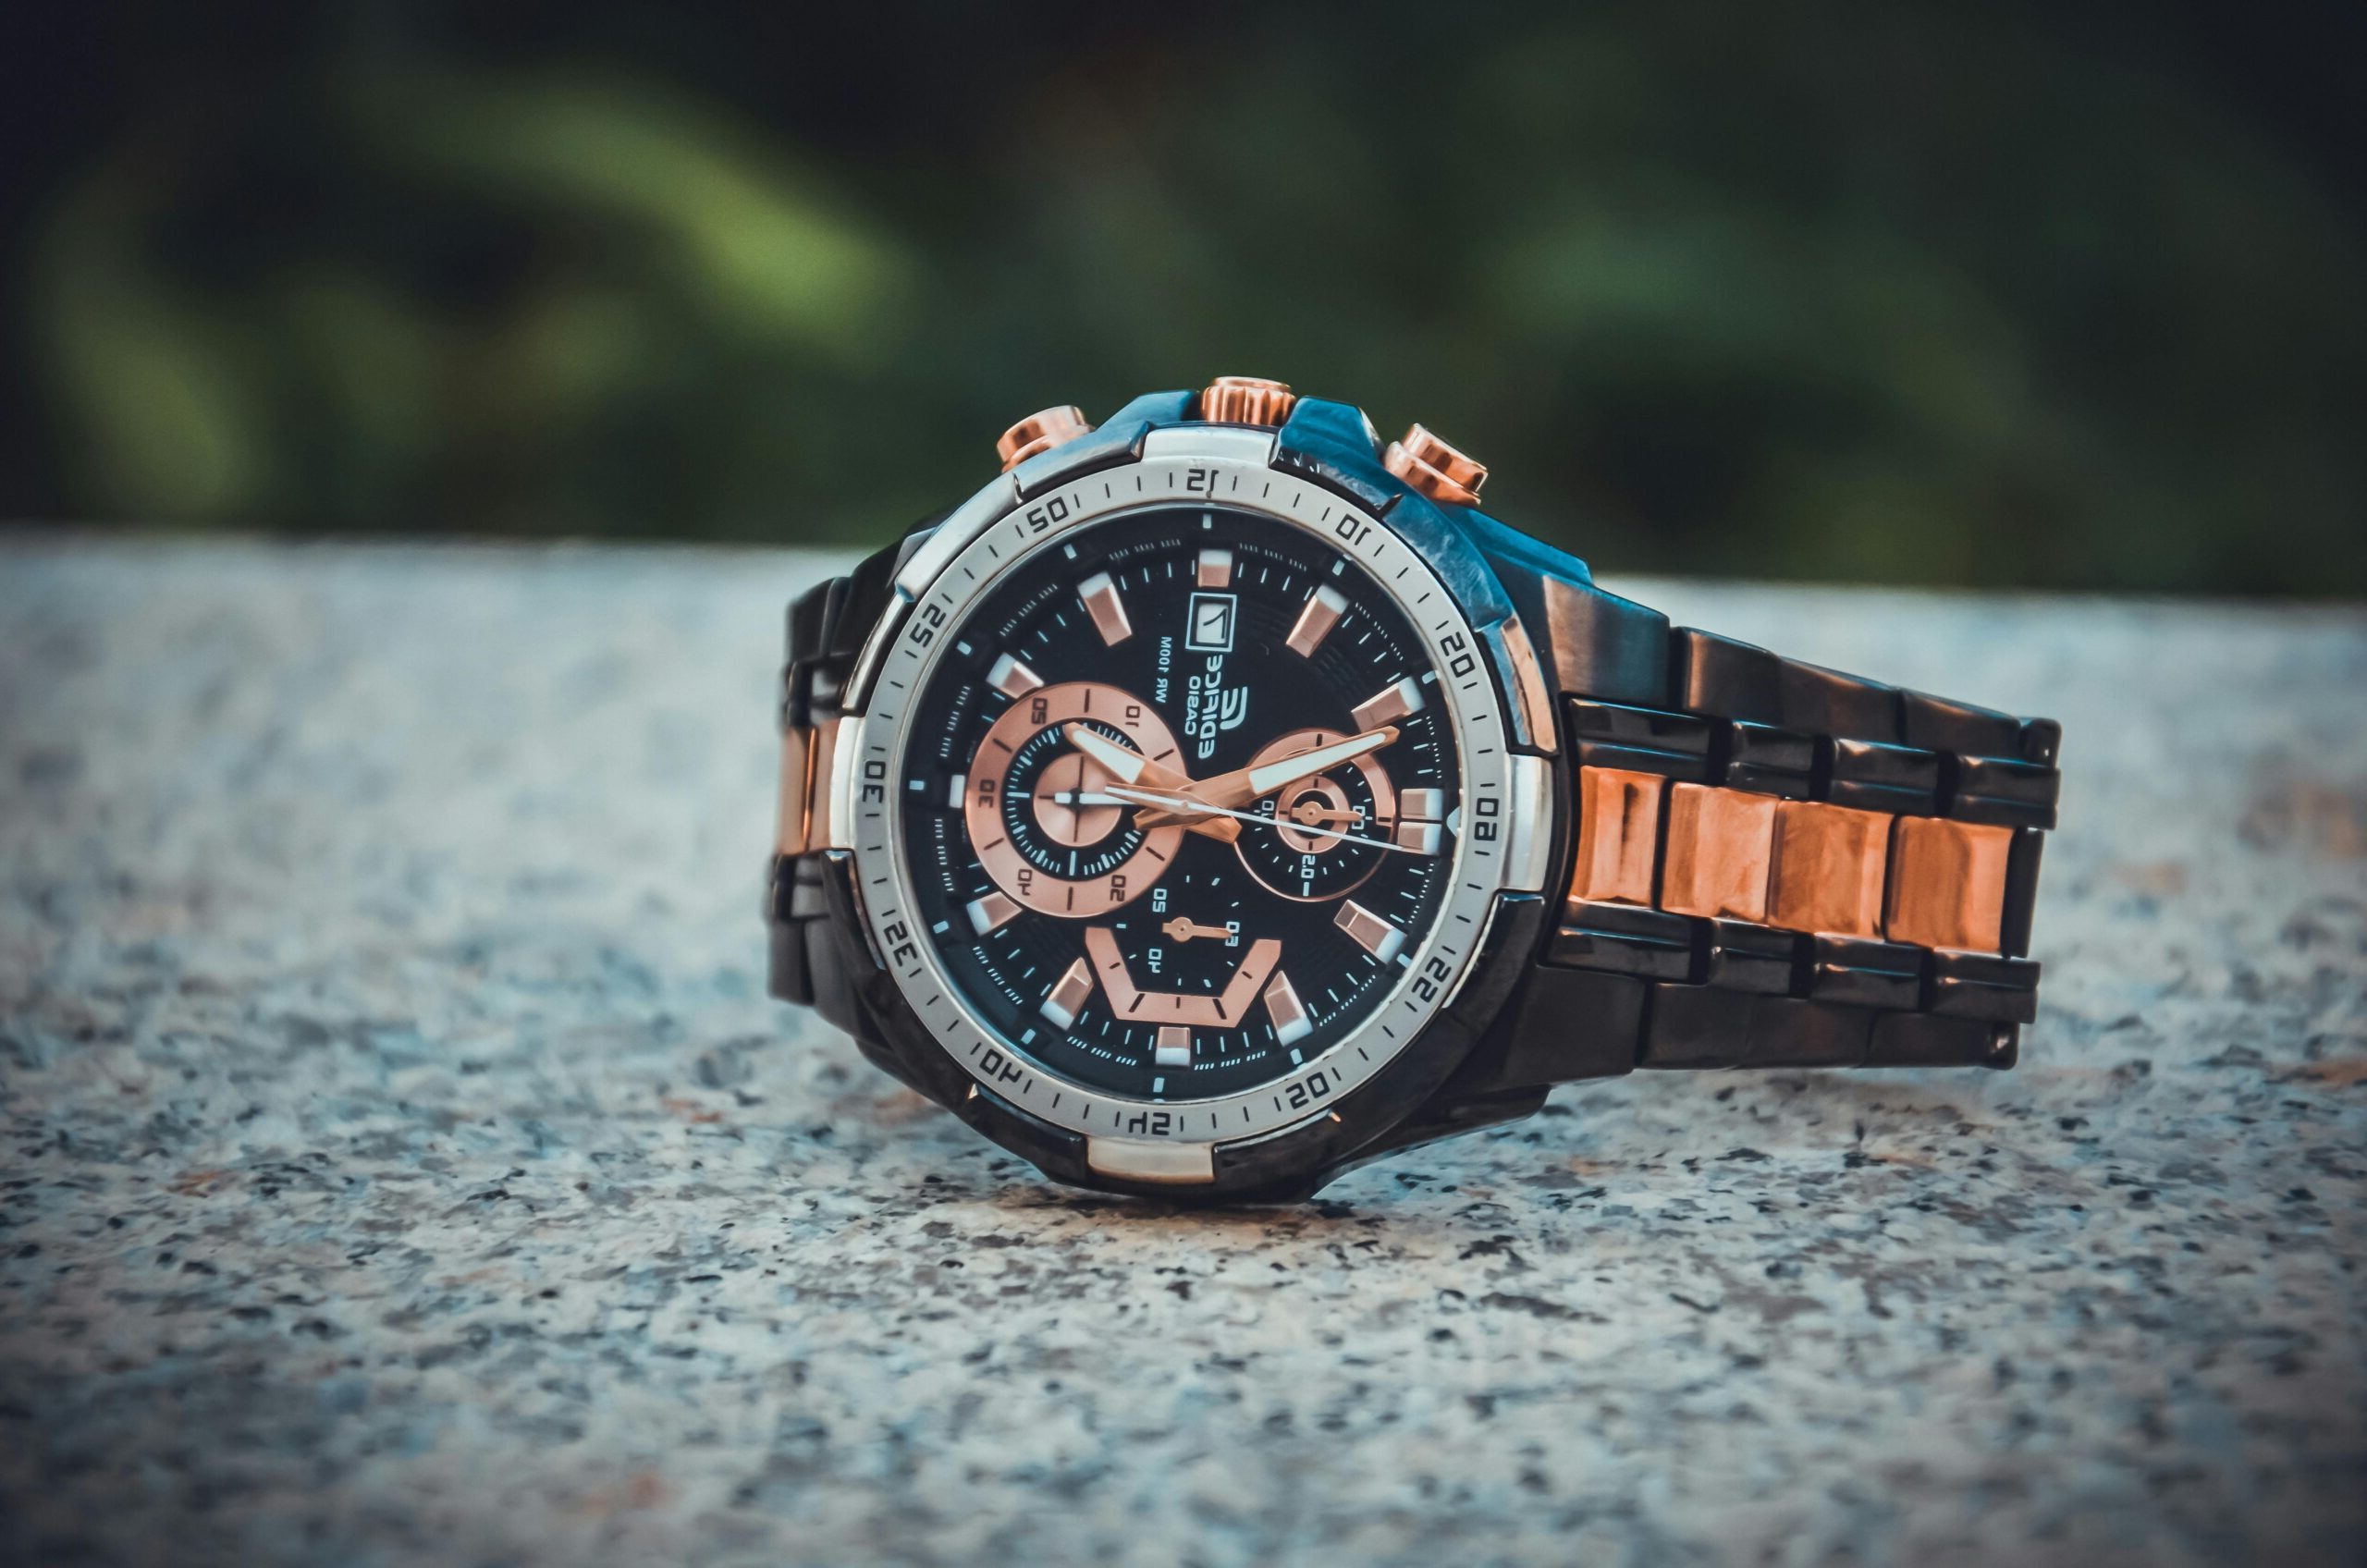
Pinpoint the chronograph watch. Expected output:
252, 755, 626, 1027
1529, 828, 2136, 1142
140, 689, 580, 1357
767, 379, 2062, 1202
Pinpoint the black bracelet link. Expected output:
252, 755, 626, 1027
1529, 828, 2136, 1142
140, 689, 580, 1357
766, 543, 903, 1010
1525, 611, 2060, 1075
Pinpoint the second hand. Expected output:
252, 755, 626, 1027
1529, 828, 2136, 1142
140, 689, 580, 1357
1072, 785, 1425, 855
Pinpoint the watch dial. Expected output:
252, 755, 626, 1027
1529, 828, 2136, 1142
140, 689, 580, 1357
897, 504, 1462, 1100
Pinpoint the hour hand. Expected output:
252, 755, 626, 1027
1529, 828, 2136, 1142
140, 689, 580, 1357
1244, 727, 1397, 798
1061, 723, 1239, 842
1062, 723, 1155, 784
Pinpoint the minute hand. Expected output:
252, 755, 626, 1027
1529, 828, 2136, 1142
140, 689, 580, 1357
1246, 729, 1397, 796
1131, 726, 1397, 829
1102, 784, 1426, 855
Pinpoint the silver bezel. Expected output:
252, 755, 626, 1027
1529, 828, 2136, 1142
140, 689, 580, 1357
845, 433, 1525, 1146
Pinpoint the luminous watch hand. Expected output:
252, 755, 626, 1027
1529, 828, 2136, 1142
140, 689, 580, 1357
1101, 784, 1425, 855
1245, 728, 1397, 797
1067, 790, 1343, 826
1061, 723, 1160, 785
1058, 723, 1238, 842
1132, 726, 1398, 830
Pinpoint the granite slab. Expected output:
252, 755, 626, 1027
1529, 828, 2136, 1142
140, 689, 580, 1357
0, 537, 2361, 1567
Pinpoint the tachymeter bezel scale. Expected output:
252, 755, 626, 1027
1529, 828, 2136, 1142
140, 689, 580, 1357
846, 444, 1522, 1146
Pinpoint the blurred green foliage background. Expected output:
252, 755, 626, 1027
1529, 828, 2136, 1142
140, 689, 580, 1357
6, 2, 2364, 593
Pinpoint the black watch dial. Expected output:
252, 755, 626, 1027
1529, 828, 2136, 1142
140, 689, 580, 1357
897, 503, 1462, 1100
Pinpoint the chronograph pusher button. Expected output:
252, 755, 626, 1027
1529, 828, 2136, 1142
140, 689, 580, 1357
1382, 423, 1488, 508
995, 406, 1093, 472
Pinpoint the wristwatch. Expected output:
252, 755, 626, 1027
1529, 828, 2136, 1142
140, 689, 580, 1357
766, 378, 2060, 1203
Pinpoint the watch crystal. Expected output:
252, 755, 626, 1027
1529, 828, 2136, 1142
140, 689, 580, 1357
897, 504, 1464, 1099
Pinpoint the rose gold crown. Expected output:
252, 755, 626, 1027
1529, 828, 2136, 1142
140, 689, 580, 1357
1383, 423, 1487, 507
996, 406, 1093, 472
1198, 375, 1297, 427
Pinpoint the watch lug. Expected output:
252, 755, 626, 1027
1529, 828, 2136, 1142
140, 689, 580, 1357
1272, 397, 1399, 518
1272, 399, 1557, 757
1456, 508, 1671, 706
861, 475, 1018, 712
1297, 887, 1560, 1182
891, 472, 1017, 606
1189, 888, 1551, 1201
1441, 888, 1553, 1035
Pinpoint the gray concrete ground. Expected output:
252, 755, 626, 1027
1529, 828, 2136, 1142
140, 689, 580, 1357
1, 538, 2361, 1567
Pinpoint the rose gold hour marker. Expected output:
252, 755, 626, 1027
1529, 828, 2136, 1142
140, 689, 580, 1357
1262, 970, 1311, 1047
1285, 585, 1348, 656
1154, 1024, 1192, 1067
1196, 548, 1233, 588
1334, 900, 1405, 963
1040, 957, 1095, 1030
988, 653, 1044, 700
1351, 676, 1425, 730
964, 891, 1020, 936
1078, 571, 1133, 646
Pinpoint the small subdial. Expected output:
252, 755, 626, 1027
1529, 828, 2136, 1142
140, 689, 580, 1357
1105, 871, 1251, 1001
1085, 870, 1283, 1068
964, 680, 1184, 917
1236, 728, 1416, 902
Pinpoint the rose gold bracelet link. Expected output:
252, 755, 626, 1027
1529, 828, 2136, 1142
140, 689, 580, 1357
1661, 783, 1777, 922
1766, 800, 1891, 937
775, 717, 843, 857
805, 717, 840, 851
775, 725, 814, 855
1570, 766, 1666, 907
1884, 816, 2013, 953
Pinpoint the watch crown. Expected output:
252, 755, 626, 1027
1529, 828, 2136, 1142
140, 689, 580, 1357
996, 405, 1094, 472
1198, 375, 1297, 427
1383, 423, 1488, 507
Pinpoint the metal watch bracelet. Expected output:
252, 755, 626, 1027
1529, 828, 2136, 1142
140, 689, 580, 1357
767, 533, 2057, 1097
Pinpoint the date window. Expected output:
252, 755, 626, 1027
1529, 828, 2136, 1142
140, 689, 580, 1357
1185, 592, 1235, 653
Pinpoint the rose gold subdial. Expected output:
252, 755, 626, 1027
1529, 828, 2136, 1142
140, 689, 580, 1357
963, 680, 1184, 917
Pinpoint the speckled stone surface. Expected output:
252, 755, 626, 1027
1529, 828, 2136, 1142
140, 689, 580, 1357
0, 538, 2361, 1568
